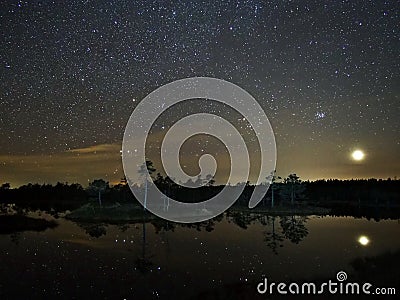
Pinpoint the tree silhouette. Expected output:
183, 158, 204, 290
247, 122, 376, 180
88, 179, 109, 207
205, 174, 216, 186
266, 170, 281, 208
139, 160, 156, 210
280, 174, 306, 205
1, 183, 10, 190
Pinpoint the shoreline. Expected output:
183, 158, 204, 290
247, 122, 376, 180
64, 203, 332, 223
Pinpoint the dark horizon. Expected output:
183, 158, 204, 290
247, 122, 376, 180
2, 175, 400, 189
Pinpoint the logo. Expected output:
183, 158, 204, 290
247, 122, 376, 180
257, 271, 397, 296
122, 77, 276, 223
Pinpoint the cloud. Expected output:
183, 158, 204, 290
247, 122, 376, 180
67, 143, 121, 154
0, 143, 123, 187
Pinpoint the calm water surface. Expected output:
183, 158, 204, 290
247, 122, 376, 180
0, 212, 399, 299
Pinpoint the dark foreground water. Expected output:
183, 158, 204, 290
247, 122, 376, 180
0, 212, 399, 299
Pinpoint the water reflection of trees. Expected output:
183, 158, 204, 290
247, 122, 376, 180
226, 212, 309, 254
77, 212, 309, 255
226, 211, 261, 229
79, 223, 108, 238
279, 215, 308, 244
135, 220, 154, 274
151, 213, 224, 233
151, 212, 309, 254
263, 216, 284, 255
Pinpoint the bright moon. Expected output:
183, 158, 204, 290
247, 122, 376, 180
352, 150, 365, 161
358, 235, 370, 246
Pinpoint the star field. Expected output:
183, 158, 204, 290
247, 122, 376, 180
0, 0, 399, 185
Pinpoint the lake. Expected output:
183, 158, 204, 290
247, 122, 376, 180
0, 212, 399, 299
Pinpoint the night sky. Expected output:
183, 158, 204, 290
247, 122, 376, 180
1, 0, 399, 186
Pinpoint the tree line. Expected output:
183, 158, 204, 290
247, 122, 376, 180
1, 165, 399, 212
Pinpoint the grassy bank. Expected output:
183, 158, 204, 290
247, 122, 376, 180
65, 203, 157, 223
